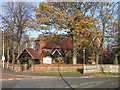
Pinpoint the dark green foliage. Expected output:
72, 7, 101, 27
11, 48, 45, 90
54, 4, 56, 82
54, 58, 59, 63
118, 56, 120, 64
34, 59, 40, 64
67, 55, 73, 64
103, 57, 114, 64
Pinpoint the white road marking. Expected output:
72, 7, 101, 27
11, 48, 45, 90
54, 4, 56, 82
8, 79, 13, 80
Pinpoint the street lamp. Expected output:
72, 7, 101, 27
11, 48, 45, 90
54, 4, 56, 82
83, 37, 95, 73
2, 29, 5, 68
83, 47, 86, 69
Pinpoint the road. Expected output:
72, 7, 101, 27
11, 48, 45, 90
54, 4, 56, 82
1, 68, 120, 89
2, 75, 119, 88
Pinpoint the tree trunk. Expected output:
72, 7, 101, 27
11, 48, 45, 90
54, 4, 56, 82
12, 50, 15, 64
18, 43, 20, 55
11, 29, 15, 64
73, 34, 77, 64
95, 53, 99, 65
64, 49, 67, 63
18, 28, 22, 55
114, 55, 118, 65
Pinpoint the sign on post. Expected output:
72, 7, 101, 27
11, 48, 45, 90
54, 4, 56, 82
2, 56, 5, 61
43, 57, 52, 64
2, 56, 5, 68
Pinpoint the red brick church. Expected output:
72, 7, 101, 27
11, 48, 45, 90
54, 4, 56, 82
35, 35, 73, 63
17, 34, 107, 65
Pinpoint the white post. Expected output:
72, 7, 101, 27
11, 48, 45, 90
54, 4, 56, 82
83, 47, 86, 73
2, 29, 5, 68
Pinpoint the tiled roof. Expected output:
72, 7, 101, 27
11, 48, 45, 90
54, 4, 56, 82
35, 32, 106, 51
52, 37, 73, 49
17, 48, 40, 59
36, 35, 73, 50
26, 48, 40, 59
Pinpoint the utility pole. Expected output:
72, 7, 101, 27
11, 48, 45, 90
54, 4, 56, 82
83, 47, 86, 70
2, 29, 5, 68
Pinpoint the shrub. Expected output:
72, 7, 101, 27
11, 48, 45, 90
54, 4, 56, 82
28, 60, 33, 65
103, 57, 114, 64
67, 55, 73, 64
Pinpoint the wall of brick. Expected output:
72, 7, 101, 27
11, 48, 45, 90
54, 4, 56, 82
84, 64, 120, 74
1, 60, 119, 73
1, 60, 83, 72
13, 65, 22, 72
0, 60, 22, 72
31, 64, 83, 72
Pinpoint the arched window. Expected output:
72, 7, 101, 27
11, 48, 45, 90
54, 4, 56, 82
36, 43, 39, 54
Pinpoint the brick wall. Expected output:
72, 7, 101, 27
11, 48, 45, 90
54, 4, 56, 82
1, 60, 83, 72
0, 60, 22, 72
31, 64, 83, 72
2, 60, 119, 74
13, 65, 22, 72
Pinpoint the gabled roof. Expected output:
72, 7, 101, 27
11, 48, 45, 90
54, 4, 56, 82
51, 49, 62, 56
35, 35, 45, 41
35, 35, 73, 50
17, 48, 40, 60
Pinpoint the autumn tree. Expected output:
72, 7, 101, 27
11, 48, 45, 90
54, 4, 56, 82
118, 2, 120, 64
1, 2, 35, 64
110, 2, 119, 64
89, 2, 118, 64
0, 31, 2, 60
32, 2, 97, 64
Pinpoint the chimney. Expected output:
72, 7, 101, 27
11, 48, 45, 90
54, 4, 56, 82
32, 42, 34, 49
26, 43, 27, 48
32, 41, 35, 50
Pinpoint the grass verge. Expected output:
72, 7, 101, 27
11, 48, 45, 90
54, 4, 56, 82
88, 72, 120, 76
33, 71, 80, 74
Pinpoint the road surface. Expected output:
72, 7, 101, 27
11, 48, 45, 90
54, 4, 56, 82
2, 76, 119, 88
1, 68, 120, 89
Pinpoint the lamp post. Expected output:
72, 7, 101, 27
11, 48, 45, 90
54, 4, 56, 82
83, 37, 95, 73
2, 29, 5, 68
83, 47, 86, 70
